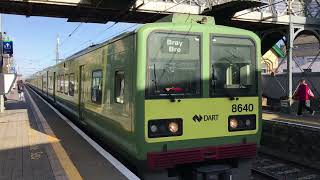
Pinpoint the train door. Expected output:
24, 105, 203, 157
53, 72, 56, 102
79, 65, 86, 122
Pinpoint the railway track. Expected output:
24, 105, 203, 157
251, 153, 320, 180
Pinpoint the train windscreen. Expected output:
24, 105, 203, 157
210, 36, 257, 97
146, 32, 201, 99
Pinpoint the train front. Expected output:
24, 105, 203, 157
135, 17, 261, 179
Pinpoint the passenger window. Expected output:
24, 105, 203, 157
91, 70, 103, 104
57, 76, 61, 92
115, 71, 125, 104
69, 74, 75, 96
49, 76, 53, 90
64, 74, 69, 94
43, 76, 46, 90
60, 75, 64, 93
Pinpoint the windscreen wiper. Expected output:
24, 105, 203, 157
153, 64, 158, 92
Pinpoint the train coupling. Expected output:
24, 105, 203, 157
192, 165, 232, 180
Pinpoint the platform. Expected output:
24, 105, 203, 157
0, 88, 136, 180
263, 110, 320, 128
261, 110, 320, 171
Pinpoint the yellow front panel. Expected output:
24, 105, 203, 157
145, 97, 259, 143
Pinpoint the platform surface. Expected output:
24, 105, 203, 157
0, 88, 129, 180
263, 110, 320, 128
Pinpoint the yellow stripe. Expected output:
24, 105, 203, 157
26, 88, 83, 180
50, 141, 83, 180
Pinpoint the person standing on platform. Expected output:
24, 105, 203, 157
17, 80, 24, 101
293, 79, 315, 116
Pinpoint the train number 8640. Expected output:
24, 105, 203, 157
231, 104, 254, 112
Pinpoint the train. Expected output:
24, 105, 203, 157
27, 14, 262, 180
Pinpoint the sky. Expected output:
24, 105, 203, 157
2, 14, 139, 77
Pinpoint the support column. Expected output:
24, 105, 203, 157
287, 14, 294, 101
0, 14, 4, 113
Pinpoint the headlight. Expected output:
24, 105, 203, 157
148, 118, 183, 138
168, 122, 179, 133
150, 125, 158, 133
228, 115, 256, 132
229, 118, 239, 129
245, 119, 251, 126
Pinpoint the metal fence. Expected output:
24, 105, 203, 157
262, 72, 320, 99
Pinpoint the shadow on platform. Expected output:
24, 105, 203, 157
4, 100, 27, 110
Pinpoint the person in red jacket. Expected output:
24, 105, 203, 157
293, 79, 315, 116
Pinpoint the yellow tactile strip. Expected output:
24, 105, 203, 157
25, 88, 83, 180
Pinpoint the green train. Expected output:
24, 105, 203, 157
28, 14, 261, 180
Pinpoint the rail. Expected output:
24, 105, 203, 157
252, 153, 320, 180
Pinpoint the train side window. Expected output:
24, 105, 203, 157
42, 75, 46, 90
64, 74, 69, 95
48, 76, 50, 90
60, 75, 64, 93
57, 75, 61, 92
91, 70, 102, 104
69, 73, 75, 96
115, 71, 125, 104
48, 76, 53, 90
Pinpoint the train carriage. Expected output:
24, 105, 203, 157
28, 14, 261, 180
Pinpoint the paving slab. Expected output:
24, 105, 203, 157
0, 88, 130, 180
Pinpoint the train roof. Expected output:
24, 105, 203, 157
31, 13, 259, 77
31, 29, 137, 76
64, 31, 136, 61
63, 14, 216, 62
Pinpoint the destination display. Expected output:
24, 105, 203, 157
148, 32, 200, 61
161, 37, 189, 54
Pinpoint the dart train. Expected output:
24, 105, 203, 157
27, 14, 261, 180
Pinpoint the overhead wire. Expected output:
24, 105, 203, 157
91, 22, 118, 41
62, 0, 189, 57
100, 0, 192, 42
60, 23, 83, 47
96, 24, 139, 44
97, 0, 190, 41
60, 6, 138, 57
61, 0, 157, 54
58, 0, 108, 50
